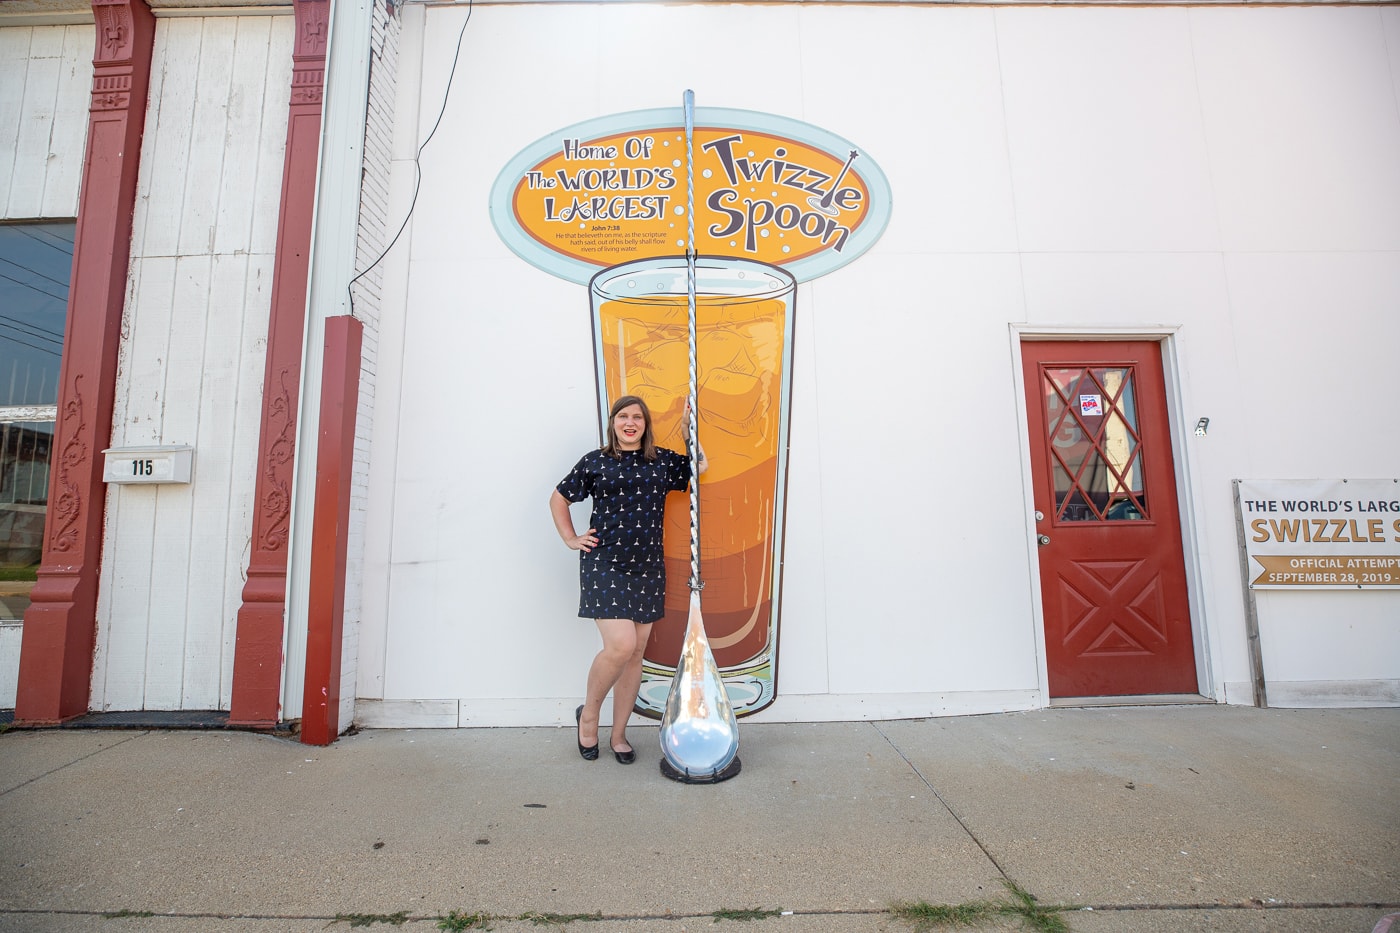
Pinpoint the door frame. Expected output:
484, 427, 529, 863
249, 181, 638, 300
1009, 325, 1217, 704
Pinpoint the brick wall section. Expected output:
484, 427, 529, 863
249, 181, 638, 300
341, 0, 399, 732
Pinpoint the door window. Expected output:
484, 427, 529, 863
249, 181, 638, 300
1043, 365, 1147, 523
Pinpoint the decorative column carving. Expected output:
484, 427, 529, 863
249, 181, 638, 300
15, 0, 157, 724
229, 0, 331, 726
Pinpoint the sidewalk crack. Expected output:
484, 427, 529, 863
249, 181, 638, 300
869, 720, 1012, 883
0, 731, 148, 798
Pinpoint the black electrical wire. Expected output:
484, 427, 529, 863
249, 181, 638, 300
0, 270, 68, 304
13, 225, 75, 257
0, 312, 63, 345
347, 0, 474, 319
0, 324, 62, 357
0, 257, 70, 296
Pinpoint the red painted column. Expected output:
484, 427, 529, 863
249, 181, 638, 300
229, 0, 330, 727
300, 316, 363, 746
14, 0, 156, 725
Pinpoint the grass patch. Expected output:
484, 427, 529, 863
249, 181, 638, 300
335, 912, 409, 927
891, 900, 1003, 928
101, 910, 156, 919
437, 910, 493, 931
519, 911, 604, 925
892, 880, 1074, 932
711, 907, 784, 922
0, 563, 38, 583
999, 880, 1071, 933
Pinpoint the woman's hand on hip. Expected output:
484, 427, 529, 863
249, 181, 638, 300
567, 528, 600, 552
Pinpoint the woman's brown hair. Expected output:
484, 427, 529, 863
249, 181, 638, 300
601, 394, 658, 460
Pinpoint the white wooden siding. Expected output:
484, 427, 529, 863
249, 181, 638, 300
92, 13, 293, 712
0, 24, 92, 220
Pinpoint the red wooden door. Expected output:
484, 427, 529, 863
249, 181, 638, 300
1022, 341, 1198, 697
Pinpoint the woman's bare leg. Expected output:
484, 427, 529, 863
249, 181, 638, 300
579, 618, 638, 748
609, 621, 653, 753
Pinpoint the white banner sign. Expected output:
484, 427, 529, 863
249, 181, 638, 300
1238, 479, 1400, 589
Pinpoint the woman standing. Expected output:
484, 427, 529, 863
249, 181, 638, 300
550, 395, 706, 763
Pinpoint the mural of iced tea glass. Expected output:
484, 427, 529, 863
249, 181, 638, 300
589, 255, 795, 717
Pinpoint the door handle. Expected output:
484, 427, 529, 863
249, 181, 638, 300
1037, 534, 1051, 546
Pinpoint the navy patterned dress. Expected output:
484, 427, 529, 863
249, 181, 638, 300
556, 447, 692, 622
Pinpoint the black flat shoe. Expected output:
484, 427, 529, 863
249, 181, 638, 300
575, 705, 598, 761
612, 746, 636, 765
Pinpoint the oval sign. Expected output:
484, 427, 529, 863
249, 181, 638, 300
490, 106, 891, 285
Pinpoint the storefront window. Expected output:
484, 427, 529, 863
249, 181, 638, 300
0, 222, 72, 623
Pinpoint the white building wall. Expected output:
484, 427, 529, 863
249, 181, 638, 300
354, 2, 1399, 726
1186, 10, 1400, 705
91, 12, 293, 711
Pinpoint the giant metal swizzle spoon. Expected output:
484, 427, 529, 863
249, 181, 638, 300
657, 89, 741, 784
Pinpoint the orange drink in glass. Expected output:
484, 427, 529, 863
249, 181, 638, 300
589, 256, 795, 717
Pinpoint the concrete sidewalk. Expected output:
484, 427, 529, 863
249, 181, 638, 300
0, 706, 1396, 932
